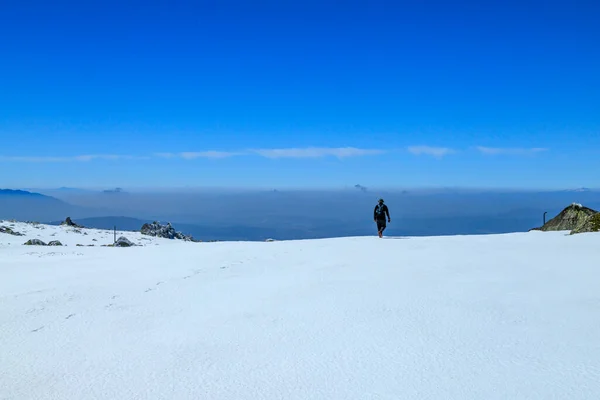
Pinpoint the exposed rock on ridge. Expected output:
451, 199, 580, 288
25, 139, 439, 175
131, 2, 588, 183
115, 236, 135, 247
24, 239, 47, 246
532, 203, 599, 235
141, 221, 198, 242
60, 217, 84, 228
537, 203, 597, 232
0, 226, 24, 236
571, 212, 600, 234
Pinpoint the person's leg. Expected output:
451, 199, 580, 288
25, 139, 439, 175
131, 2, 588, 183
377, 219, 386, 237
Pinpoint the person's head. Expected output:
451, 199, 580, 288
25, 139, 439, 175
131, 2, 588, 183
378, 198, 384, 204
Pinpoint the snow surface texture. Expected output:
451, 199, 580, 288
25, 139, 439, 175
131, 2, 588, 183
1, 221, 600, 399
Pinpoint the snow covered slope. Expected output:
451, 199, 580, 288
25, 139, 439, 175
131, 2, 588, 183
1, 221, 599, 399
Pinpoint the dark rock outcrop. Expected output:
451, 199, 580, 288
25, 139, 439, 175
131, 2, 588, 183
114, 236, 135, 247
535, 203, 598, 232
61, 217, 84, 228
0, 226, 24, 236
24, 239, 47, 246
141, 221, 197, 241
48, 240, 63, 246
571, 212, 600, 234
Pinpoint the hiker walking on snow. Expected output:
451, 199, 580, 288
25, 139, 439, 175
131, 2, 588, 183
374, 198, 391, 238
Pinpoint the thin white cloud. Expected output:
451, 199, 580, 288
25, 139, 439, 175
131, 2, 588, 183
155, 151, 240, 159
407, 146, 455, 157
180, 151, 241, 159
476, 146, 549, 155
0, 154, 140, 162
249, 147, 385, 158
74, 154, 144, 161
154, 153, 177, 159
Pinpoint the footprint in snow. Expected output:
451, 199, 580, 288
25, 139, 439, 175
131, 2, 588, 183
31, 326, 44, 333
65, 314, 76, 320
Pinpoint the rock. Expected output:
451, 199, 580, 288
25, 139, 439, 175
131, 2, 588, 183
141, 221, 197, 241
0, 226, 24, 236
48, 240, 63, 246
60, 217, 84, 228
571, 212, 600, 234
24, 239, 47, 246
265, 238, 276, 242
114, 236, 135, 247
536, 203, 598, 232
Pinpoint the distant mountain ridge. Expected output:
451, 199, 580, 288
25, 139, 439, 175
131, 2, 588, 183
0, 189, 86, 222
0, 189, 51, 198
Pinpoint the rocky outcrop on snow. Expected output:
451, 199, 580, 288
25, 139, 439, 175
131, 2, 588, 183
23, 239, 63, 246
534, 203, 598, 232
141, 221, 198, 241
570, 212, 600, 234
24, 239, 47, 246
114, 236, 135, 247
0, 225, 24, 236
60, 217, 84, 228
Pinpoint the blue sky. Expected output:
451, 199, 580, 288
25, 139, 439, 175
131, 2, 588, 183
1, 0, 598, 189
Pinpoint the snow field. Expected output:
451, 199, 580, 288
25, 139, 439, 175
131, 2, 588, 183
1, 222, 599, 399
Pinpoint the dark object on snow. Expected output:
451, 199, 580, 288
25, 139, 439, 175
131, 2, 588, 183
571, 212, 600, 234
48, 240, 63, 246
61, 217, 84, 228
114, 236, 135, 247
24, 239, 47, 246
0, 226, 24, 236
141, 221, 198, 241
532, 203, 598, 233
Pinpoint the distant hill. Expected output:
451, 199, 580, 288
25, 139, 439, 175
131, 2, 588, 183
0, 189, 49, 198
0, 189, 87, 222
532, 203, 598, 232
102, 188, 127, 194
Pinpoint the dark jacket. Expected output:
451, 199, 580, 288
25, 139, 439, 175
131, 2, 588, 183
374, 203, 390, 220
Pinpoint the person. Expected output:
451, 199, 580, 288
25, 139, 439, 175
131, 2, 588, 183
373, 198, 391, 238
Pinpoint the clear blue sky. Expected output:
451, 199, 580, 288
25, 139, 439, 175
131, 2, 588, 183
1, 0, 598, 189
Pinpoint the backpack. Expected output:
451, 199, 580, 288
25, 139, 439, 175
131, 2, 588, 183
375, 203, 385, 217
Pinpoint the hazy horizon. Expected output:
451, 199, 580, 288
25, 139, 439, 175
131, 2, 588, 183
3, 185, 599, 241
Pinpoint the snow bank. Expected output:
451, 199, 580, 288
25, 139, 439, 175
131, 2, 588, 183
1, 222, 599, 399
